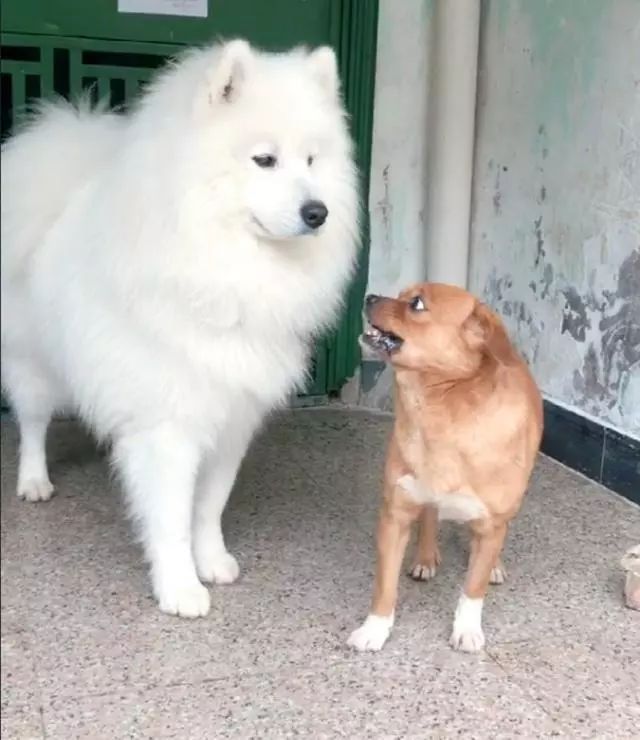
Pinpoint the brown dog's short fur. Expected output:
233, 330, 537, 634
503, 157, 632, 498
348, 283, 543, 652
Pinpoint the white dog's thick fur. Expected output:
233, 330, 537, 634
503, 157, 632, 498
1, 40, 358, 617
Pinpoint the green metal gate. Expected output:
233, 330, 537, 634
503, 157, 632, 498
0, 0, 378, 401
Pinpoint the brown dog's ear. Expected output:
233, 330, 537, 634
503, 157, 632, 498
463, 302, 516, 366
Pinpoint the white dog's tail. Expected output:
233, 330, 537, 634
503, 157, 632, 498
0, 97, 123, 283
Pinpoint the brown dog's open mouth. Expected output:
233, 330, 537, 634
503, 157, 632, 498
361, 323, 404, 354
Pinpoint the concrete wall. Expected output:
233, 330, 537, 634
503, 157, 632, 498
469, 0, 640, 437
366, 0, 433, 298
357, 0, 639, 435
351, 0, 433, 410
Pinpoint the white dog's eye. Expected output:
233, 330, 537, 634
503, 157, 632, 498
307, 155, 314, 166
409, 296, 426, 311
252, 154, 277, 169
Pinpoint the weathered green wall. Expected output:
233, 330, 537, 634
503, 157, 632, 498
470, 0, 640, 435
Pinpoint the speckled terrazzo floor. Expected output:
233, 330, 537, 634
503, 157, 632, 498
2, 409, 639, 739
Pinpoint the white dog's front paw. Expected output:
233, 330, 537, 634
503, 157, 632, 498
17, 477, 54, 503
450, 594, 485, 652
195, 548, 240, 585
489, 564, 506, 585
347, 614, 394, 652
155, 580, 211, 618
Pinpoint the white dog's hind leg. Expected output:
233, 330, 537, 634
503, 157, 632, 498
3, 360, 56, 502
193, 433, 251, 585
114, 426, 210, 618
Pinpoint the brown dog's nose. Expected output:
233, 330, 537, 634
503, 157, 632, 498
365, 294, 381, 306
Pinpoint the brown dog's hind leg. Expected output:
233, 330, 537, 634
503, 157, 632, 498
409, 505, 441, 581
489, 555, 507, 585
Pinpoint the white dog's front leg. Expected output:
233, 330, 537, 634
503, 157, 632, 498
193, 433, 251, 585
114, 426, 210, 618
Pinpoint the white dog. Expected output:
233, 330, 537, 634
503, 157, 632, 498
1, 40, 358, 617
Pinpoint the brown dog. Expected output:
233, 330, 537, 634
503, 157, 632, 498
347, 283, 543, 652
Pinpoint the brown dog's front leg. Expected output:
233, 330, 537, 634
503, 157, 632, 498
450, 522, 508, 652
348, 489, 420, 651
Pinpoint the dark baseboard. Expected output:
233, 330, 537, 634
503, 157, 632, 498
542, 400, 639, 506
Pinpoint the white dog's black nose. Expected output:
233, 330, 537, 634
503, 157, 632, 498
301, 200, 328, 229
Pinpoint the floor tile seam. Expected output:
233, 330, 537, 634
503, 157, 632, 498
484, 649, 568, 731
486, 642, 640, 735
31, 652, 358, 706
4, 629, 50, 739
11, 628, 635, 723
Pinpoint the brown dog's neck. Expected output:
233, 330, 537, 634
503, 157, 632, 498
393, 355, 502, 418
394, 353, 498, 392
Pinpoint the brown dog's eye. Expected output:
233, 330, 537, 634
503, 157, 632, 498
409, 296, 426, 312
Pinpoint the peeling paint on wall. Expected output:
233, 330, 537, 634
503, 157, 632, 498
471, 0, 640, 436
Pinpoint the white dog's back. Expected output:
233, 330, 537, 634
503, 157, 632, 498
1, 100, 123, 286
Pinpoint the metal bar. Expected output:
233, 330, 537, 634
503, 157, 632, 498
96, 75, 111, 105
12, 71, 27, 122
1, 32, 180, 58
122, 72, 141, 103
39, 43, 55, 98
68, 46, 83, 98
0, 60, 41, 75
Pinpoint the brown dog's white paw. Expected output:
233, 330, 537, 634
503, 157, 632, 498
489, 563, 507, 585
621, 545, 640, 610
347, 614, 394, 652
450, 624, 485, 653
450, 593, 485, 653
409, 549, 441, 581
409, 561, 438, 581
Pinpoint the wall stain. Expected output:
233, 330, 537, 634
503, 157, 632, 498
561, 287, 591, 342
534, 216, 546, 267
568, 250, 640, 418
484, 269, 513, 304
493, 164, 503, 215
617, 248, 640, 300
485, 248, 636, 414
581, 343, 605, 398
377, 164, 393, 253
540, 262, 554, 299
598, 249, 640, 398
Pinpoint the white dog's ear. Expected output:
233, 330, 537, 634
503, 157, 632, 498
208, 39, 253, 105
307, 46, 339, 98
